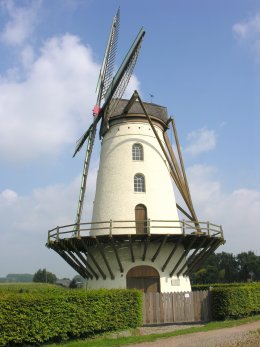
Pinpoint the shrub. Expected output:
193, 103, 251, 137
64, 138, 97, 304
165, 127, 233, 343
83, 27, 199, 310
0, 289, 142, 346
192, 282, 260, 291
211, 285, 260, 320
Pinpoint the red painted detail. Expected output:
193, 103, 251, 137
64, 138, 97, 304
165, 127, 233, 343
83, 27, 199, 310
93, 105, 101, 116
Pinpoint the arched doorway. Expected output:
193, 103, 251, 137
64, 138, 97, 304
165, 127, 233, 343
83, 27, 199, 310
126, 265, 160, 293
135, 204, 147, 234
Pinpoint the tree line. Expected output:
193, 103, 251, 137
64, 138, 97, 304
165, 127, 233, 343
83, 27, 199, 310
190, 251, 260, 284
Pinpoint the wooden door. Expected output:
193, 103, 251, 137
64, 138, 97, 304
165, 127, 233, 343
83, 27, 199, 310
135, 204, 147, 234
126, 265, 160, 293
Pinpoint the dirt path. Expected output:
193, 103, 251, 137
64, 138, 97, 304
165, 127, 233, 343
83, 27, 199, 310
126, 321, 260, 347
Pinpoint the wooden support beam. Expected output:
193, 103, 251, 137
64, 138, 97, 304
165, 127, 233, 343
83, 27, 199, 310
152, 235, 168, 262
177, 236, 208, 276
142, 236, 150, 261
162, 237, 183, 272
69, 239, 99, 279
163, 132, 187, 199
184, 238, 217, 276
170, 237, 196, 276
171, 117, 195, 212
176, 204, 193, 221
189, 239, 223, 275
81, 239, 106, 279
54, 247, 87, 279
96, 237, 115, 280
110, 237, 124, 273
135, 92, 199, 226
61, 242, 93, 279
129, 236, 135, 262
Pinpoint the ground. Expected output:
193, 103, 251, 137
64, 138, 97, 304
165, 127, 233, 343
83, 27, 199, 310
125, 321, 260, 347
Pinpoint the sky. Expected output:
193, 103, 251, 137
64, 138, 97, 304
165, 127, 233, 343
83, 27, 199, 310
0, 0, 259, 279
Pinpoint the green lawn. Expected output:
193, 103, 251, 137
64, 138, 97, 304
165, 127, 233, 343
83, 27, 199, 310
46, 314, 260, 347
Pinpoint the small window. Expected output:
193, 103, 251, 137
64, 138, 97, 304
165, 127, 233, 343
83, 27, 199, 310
132, 143, 143, 161
134, 174, 145, 192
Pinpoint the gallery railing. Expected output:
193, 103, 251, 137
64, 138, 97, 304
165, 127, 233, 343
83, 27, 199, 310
47, 220, 223, 243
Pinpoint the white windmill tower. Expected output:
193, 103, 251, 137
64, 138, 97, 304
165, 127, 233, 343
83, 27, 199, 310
47, 9, 225, 293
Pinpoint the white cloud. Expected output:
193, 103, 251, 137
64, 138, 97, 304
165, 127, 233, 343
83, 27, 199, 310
0, 0, 41, 46
0, 167, 98, 277
233, 13, 260, 61
187, 164, 260, 254
0, 34, 100, 163
185, 127, 216, 156
233, 14, 260, 40
0, 188, 18, 204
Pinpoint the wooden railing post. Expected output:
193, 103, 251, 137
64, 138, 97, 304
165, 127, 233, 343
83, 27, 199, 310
207, 221, 210, 236
182, 220, 185, 235
56, 226, 60, 241
109, 219, 113, 236
220, 225, 223, 238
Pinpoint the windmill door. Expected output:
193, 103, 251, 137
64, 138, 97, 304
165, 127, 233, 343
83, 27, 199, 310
135, 204, 147, 234
126, 266, 160, 293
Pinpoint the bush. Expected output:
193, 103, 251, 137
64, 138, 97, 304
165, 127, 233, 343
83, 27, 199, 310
0, 289, 142, 346
192, 282, 260, 291
211, 285, 260, 320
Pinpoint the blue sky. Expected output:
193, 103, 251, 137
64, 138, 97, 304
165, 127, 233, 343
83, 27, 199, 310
0, 0, 259, 278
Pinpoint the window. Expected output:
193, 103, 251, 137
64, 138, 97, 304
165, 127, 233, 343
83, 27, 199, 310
134, 174, 145, 192
132, 143, 143, 161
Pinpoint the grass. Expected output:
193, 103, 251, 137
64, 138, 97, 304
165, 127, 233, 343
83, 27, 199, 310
46, 314, 260, 347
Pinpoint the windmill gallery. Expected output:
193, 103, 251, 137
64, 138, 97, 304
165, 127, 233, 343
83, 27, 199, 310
47, 9, 225, 293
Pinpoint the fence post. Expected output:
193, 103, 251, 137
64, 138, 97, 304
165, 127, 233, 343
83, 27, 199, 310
109, 219, 113, 236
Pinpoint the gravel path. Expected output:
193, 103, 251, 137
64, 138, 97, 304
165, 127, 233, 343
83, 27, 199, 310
125, 320, 260, 347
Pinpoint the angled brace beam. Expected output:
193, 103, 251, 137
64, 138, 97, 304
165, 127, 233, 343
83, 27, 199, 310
152, 235, 168, 262
110, 236, 124, 273
129, 236, 135, 262
54, 246, 87, 279
184, 238, 216, 276
134, 91, 199, 227
177, 236, 208, 276
61, 242, 93, 279
190, 239, 224, 275
162, 237, 183, 272
170, 117, 199, 227
176, 204, 193, 221
170, 237, 196, 277
95, 237, 115, 280
142, 236, 150, 261
81, 239, 106, 279
69, 239, 99, 279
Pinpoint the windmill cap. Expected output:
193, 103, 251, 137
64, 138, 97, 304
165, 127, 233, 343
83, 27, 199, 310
101, 98, 169, 136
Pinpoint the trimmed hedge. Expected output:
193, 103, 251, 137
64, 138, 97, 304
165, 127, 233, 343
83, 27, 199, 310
211, 285, 260, 320
0, 289, 142, 346
192, 282, 260, 291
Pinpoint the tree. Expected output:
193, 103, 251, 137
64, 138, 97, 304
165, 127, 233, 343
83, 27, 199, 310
33, 269, 57, 284
190, 251, 260, 284
237, 251, 260, 281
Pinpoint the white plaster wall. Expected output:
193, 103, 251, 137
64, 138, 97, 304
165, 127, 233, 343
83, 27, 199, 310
87, 242, 191, 293
91, 121, 181, 236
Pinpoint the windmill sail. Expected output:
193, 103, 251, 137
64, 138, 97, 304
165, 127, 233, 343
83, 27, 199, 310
74, 11, 145, 228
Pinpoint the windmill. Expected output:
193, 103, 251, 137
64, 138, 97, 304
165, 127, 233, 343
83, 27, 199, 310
47, 9, 225, 292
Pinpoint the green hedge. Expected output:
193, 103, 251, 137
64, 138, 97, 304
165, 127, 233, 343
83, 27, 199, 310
0, 289, 142, 346
192, 282, 260, 291
211, 285, 260, 320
